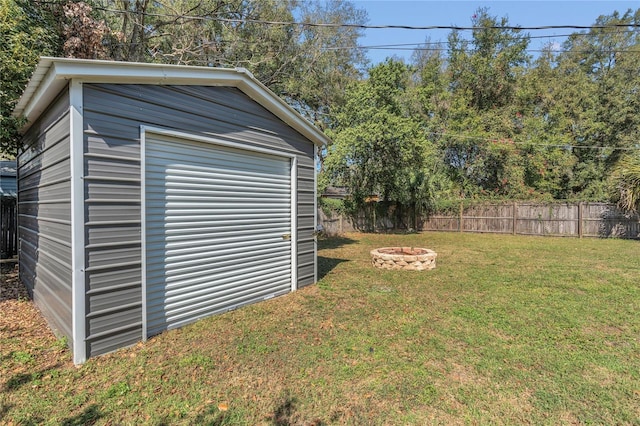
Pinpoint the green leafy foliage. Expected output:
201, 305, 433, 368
0, 0, 59, 156
2, 0, 366, 157
4, 1, 639, 206
322, 6, 640, 216
609, 154, 640, 212
324, 60, 452, 226
96, 0, 367, 126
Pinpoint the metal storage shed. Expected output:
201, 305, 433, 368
12, 57, 328, 364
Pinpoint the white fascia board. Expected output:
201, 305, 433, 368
14, 60, 61, 127
14, 57, 330, 147
51, 60, 247, 85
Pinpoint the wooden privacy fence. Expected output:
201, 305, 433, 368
1, 197, 18, 258
319, 202, 640, 239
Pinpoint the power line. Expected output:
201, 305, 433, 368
103, 38, 639, 55
36, 0, 640, 38
184, 18, 640, 32
326, 28, 639, 50
69, 3, 640, 32
321, 44, 639, 54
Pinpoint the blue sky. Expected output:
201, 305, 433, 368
352, 1, 639, 64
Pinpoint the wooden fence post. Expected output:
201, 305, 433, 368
459, 201, 464, 233
513, 201, 517, 235
578, 202, 583, 238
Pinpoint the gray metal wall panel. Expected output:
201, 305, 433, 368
298, 240, 315, 256
89, 286, 141, 312
87, 306, 142, 340
19, 158, 71, 191
19, 200, 71, 219
19, 94, 71, 166
85, 132, 140, 160
86, 224, 141, 246
20, 134, 70, 178
86, 157, 141, 180
87, 328, 141, 358
298, 201, 315, 218
17, 88, 72, 342
19, 214, 71, 244
298, 264, 315, 286
87, 245, 141, 270
20, 180, 70, 203
82, 83, 317, 356
298, 179, 315, 193
87, 266, 141, 292
86, 204, 141, 223
89, 84, 314, 155
296, 155, 316, 285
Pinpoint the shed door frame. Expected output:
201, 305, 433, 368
140, 126, 297, 340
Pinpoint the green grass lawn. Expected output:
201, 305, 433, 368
1, 232, 639, 425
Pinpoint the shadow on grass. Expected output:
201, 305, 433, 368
317, 256, 349, 281
0, 403, 14, 423
3, 364, 62, 392
60, 405, 103, 426
273, 391, 296, 426
317, 235, 357, 251
189, 391, 325, 426
189, 405, 233, 426
272, 390, 324, 426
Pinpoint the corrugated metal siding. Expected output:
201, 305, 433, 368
17, 88, 73, 342
296, 163, 316, 286
145, 135, 292, 336
83, 83, 316, 356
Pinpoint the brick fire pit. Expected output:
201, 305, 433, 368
370, 247, 437, 271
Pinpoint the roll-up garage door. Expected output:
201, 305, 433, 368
144, 134, 293, 337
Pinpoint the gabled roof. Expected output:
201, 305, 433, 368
12, 57, 329, 146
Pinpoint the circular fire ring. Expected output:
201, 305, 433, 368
370, 247, 437, 271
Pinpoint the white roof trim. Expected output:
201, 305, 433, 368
13, 57, 329, 146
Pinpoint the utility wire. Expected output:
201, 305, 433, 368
210, 19, 640, 32
66, 3, 640, 32
103, 39, 639, 55
322, 45, 639, 54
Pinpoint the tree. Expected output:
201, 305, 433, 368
62, 1, 112, 59
425, 8, 532, 198
96, 0, 366, 123
284, 0, 368, 129
511, 45, 578, 199
103, 0, 153, 62
0, 0, 59, 157
323, 60, 444, 226
447, 8, 530, 111
610, 154, 640, 213
555, 9, 640, 199
6, 0, 367, 158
